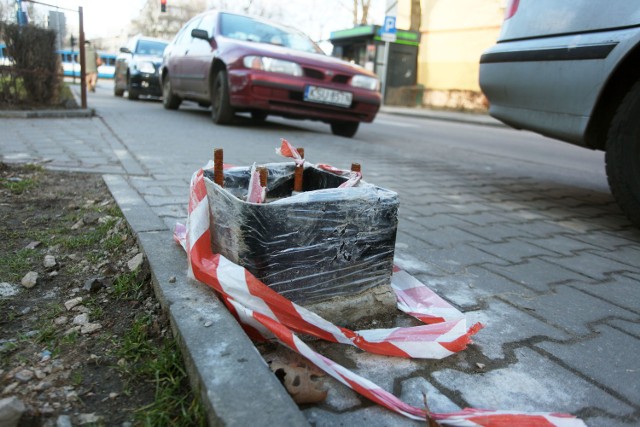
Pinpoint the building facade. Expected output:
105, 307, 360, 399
396, 0, 505, 110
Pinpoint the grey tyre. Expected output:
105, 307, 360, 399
211, 70, 234, 125
330, 121, 359, 138
162, 76, 181, 110
251, 110, 268, 123
127, 77, 139, 100
605, 79, 640, 227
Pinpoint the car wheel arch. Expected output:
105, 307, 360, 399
209, 59, 227, 96
585, 41, 640, 151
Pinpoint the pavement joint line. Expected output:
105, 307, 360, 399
96, 116, 149, 177
103, 172, 309, 426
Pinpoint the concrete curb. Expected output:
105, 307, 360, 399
103, 174, 310, 427
0, 81, 94, 119
0, 109, 95, 119
380, 106, 507, 128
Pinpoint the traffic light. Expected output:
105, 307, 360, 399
160, 0, 166, 12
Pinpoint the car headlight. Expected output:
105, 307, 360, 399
243, 56, 302, 77
351, 75, 379, 91
137, 61, 156, 74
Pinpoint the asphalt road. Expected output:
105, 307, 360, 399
95, 79, 608, 195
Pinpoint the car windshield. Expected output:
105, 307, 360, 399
219, 13, 322, 54
136, 40, 168, 56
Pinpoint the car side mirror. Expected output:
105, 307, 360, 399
119, 47, 132, 54
191, 29, 210, 41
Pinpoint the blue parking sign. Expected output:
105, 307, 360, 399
384, 16, 397, 34
381, 15, 397, 42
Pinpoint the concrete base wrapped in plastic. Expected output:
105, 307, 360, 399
203, 162, 398, 320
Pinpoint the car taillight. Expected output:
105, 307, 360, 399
504, 0, 519, 20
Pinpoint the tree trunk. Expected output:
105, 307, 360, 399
360, 0, 372, 25
410, 0, 422, 32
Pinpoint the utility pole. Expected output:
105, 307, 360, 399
78, 6, 86, 109
380, 0, 398, 104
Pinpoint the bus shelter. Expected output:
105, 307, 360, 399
329, 25, 421, 105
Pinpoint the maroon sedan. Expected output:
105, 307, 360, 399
160, 11, 381, 137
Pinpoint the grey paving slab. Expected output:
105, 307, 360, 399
541, 252, 637, 281
393, 247, 451, 277
402, 212, 475, 230
606, 319, 640, 339
304, 406, 420, 427
527, 234, 601, 256
484, 257, 597, 293
501, 285, 638, 336
406, 225, 491, 251
536, 324, 640, 406
460, 221, 537, 243
400, 377, 461, 413
407, 266, 536, 312
590, 246, 640, 268
432, 348, 635, 421
395, 238, 511, 277
569, 275, 640, 315
584, 416, 640, 427
471, 238, 562, 264
569, 230, 640, 249
103, 174, 166, 233
465, 298, 571, 360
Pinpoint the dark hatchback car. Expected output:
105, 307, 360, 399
114, 36, 168, 100
160, 11, 381, 137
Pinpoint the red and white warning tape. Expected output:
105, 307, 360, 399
173, 160, 586, 426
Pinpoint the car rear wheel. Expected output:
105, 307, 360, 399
127, 76, 139, 100
211, 70, 234, 125
330, 121, 359, 138
605, 80, 640, 227
162, 75, 181, 110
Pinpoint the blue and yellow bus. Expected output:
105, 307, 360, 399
58, 49, 116, 79
1, 45, 115, 78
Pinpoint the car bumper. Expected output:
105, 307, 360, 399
129, 73, 163, 96
228, 70, 381, 123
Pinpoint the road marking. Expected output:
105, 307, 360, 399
374, 119, 419, 128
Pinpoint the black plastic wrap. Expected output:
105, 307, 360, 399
203, 163, 398, 305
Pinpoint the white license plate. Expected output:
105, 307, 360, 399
304, 85, 352, 108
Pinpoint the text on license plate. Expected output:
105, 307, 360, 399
304, 86, 352, 108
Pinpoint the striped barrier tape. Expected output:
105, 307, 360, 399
173, 161, 586, 426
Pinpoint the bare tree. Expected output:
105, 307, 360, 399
208, 0, 284, 20
344, 0, 373, 26
130, 0, 207, 40
129, 0, 286, 40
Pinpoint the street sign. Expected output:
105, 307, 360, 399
381, 15, 397, 42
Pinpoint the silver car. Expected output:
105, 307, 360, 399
479, 0, 640, 227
